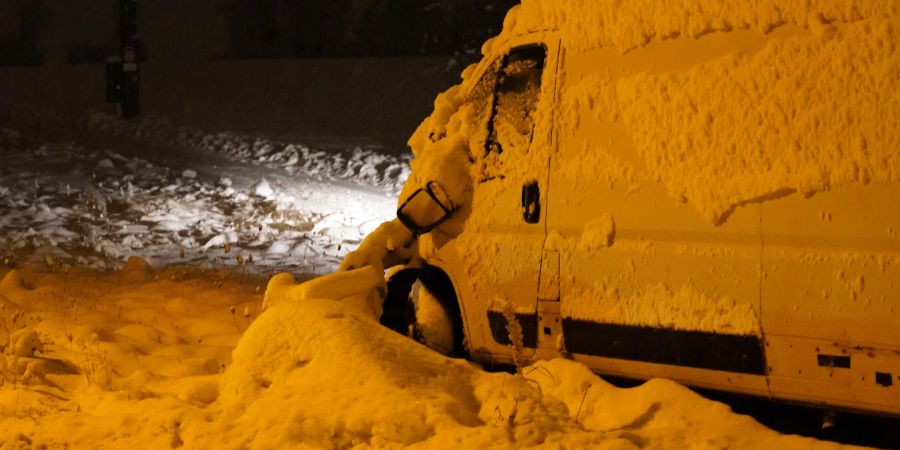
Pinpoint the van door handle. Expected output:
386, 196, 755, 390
522, 181, 541, 224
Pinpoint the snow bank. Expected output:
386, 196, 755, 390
0, 118, 401, 274
0, 265, 856, 448
193, 277, 841, 449
261, 265, 385, 318
0, 265, 261, 448
73, 110, 411, 191
208, 297, 485, 448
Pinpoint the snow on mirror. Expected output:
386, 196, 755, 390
396, 180, 455, 234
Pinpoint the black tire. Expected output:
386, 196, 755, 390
381, 268, 419, 336
381, 266, 467, 358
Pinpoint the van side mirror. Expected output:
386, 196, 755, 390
397, 181, 455, 234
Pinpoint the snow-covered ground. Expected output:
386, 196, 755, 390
1, 113, 409, 276
0, 264, 856, 449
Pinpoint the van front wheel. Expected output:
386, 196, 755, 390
382, 267, 467, 358
411, 280, 455, 355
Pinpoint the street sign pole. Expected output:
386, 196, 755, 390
120, 0, 140, 118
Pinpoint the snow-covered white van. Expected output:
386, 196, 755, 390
342, 1, 900, 417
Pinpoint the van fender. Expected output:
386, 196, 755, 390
383, 264, 468, 357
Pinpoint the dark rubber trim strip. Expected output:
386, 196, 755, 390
562, 319, 766, 375
487, 311, 538, 348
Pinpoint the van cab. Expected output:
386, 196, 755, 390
344, 8, 900, 417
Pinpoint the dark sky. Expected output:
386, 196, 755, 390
0, 0, 518, 65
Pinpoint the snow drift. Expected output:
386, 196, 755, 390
0, 265, 850, 448
189, 273, 844, 449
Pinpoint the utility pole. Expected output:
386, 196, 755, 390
119, 0, 140, 118
107, 0, 139, 117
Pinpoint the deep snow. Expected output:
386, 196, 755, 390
0, 113, 407, 275
0, 265, 856, 449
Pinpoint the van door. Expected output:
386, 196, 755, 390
438, 35, 559, 360
545, 41, 768, 394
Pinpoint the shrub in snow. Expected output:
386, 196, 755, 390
8, 328, 42, 357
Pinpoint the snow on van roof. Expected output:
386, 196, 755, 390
487, 0, 898, 54
411, 0, 900, 225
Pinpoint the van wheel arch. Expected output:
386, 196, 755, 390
383, 265, 468, 358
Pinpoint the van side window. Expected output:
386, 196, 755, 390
486, 45, 546, 156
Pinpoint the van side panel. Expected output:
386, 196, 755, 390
761, 184, 900, 415
546, 24, 900, 415
548, 31, 773, 394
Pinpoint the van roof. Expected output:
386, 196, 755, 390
485, 0, 897, 55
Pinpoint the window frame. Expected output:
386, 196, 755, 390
484, 43, 548, 157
